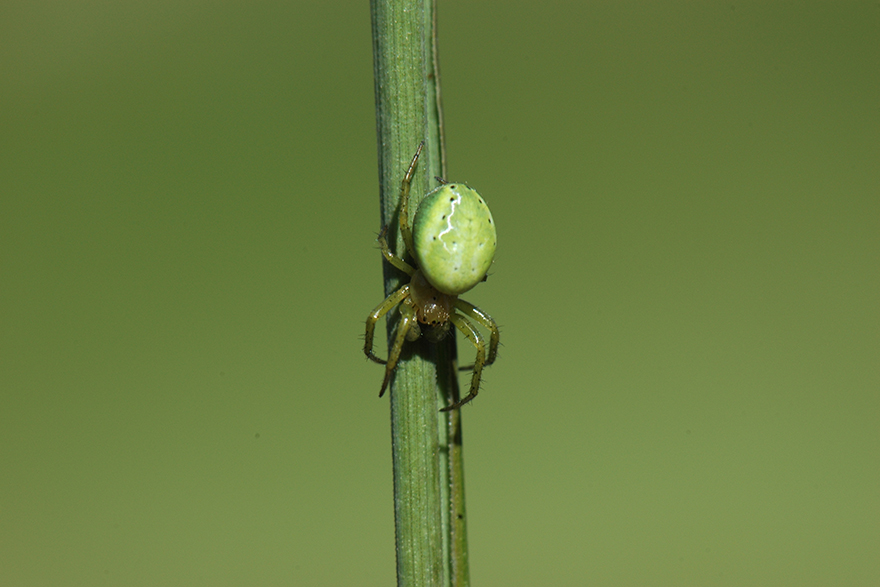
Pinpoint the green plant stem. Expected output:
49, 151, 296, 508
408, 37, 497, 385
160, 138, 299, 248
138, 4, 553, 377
370, 0, 469, 585
425, 6, 470, 584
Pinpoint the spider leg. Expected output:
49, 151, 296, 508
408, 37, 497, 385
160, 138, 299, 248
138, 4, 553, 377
378, 224, 415, 276
364, 284, 410, 365
453, 298, 500, 370
379, 301, 417, 398
399, 142, 423, 259
441, 312, 486, 411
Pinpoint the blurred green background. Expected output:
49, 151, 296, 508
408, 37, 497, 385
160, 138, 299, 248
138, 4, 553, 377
2, 1, 877, 585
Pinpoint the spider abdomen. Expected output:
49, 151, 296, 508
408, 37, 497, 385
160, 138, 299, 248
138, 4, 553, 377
412, 184, 496, 296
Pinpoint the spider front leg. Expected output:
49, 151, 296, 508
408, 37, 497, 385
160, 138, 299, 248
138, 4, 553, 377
454, 298, 500, 370
365, 223, 417, 365
379, 300, 419, 398
441, 312, 487, 412
364, 285, 410, 365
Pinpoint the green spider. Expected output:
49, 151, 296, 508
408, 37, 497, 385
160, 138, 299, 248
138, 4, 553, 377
364, 143, 500, 411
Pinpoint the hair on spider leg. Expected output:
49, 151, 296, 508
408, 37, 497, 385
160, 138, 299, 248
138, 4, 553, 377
371, 224, 390, 249
455, 317, 503, 372
441, 369, 493, 411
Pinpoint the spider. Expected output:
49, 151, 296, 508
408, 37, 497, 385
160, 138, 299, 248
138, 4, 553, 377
364, 142, 499, 411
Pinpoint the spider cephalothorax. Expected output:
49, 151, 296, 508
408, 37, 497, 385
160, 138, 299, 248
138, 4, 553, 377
364, 143, 499, 411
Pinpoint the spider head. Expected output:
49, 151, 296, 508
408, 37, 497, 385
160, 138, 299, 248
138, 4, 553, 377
409, 269, 454, 326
